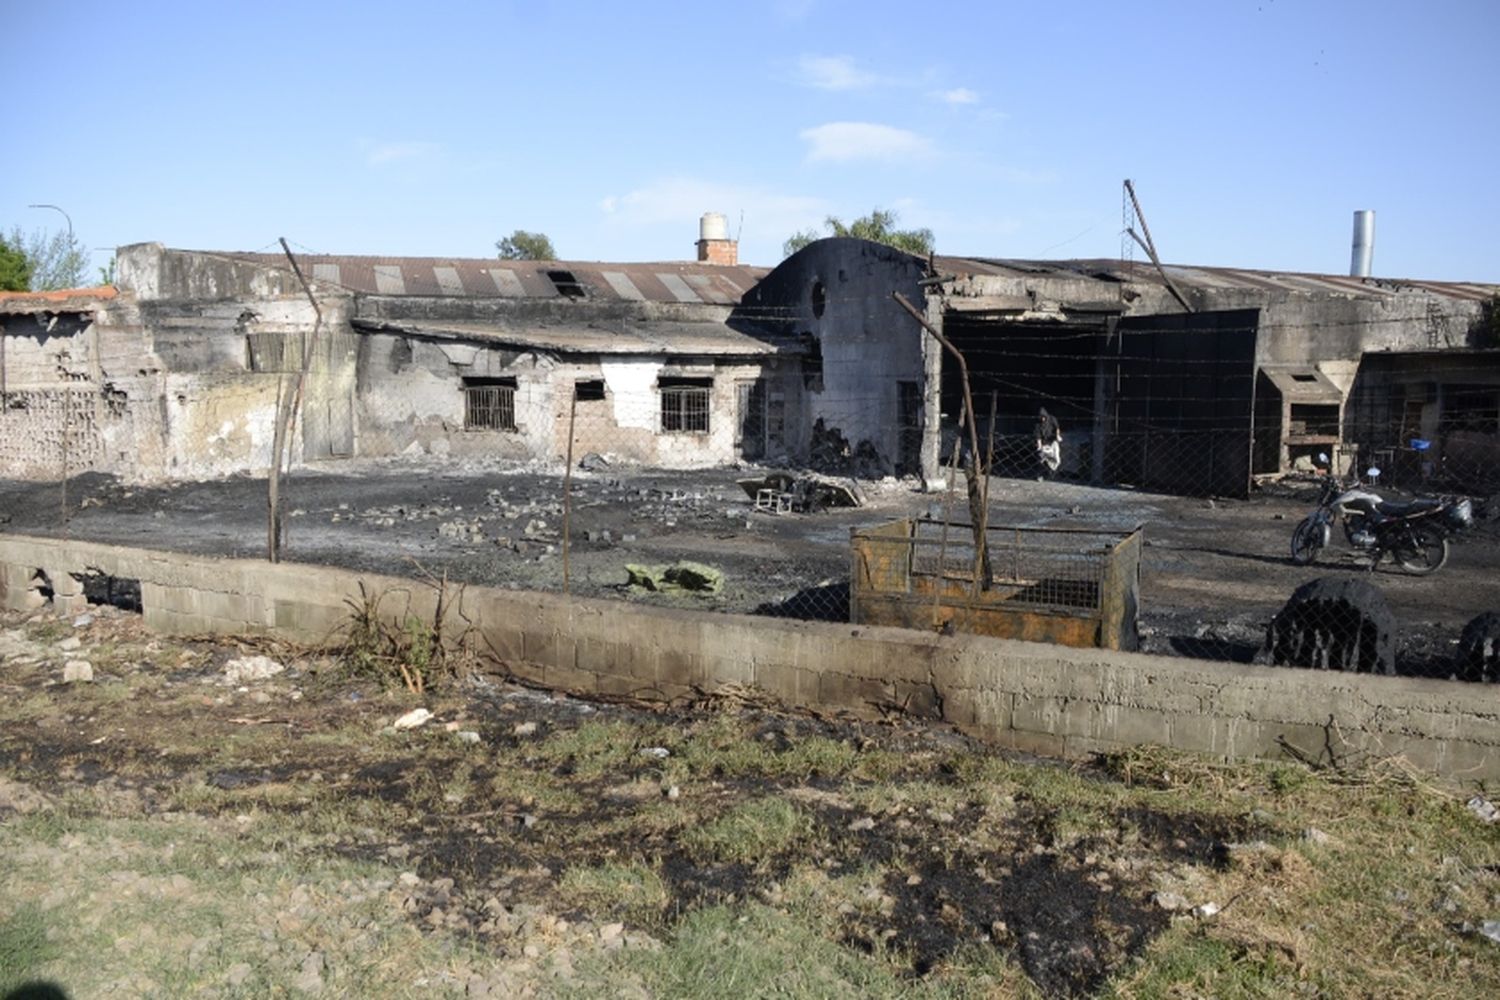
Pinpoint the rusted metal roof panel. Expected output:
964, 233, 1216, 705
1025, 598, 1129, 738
219, 252, 768, 305
0, 286, 119, 314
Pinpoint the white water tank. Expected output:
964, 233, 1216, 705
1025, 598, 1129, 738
699, 212, 728, 242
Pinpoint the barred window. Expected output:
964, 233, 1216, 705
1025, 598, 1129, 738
660, 377, 712, 434
463, 377, 517, 431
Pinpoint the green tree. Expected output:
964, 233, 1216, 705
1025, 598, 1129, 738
0, 233, 31, 291
783, 208, 934, 258
6, 226, 89, 290
496, 230, 557, 260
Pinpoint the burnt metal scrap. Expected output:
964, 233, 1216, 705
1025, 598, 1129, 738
737, 471, 865, 514
1261, 577, 1396, 675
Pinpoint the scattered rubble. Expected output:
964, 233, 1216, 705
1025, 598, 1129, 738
1468, 796, 1498, 824
63, 659, 94, 683
222, 654, 286, 685
393, 708, 434, 731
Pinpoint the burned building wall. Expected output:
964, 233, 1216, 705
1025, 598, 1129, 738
354, 332, 553, 461
732, 239, 928, 475
0, 296, 169, 481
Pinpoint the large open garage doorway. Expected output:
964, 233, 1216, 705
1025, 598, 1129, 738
940, 316, 1109, 478
939, 308, 1260, 497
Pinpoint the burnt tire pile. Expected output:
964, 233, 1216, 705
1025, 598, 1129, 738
1262, 578, 1396, 675
1260, 578, 1498, 682
1456, 612, 1500, 683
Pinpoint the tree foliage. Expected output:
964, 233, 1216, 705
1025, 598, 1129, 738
0, 233, 30, 292
5, 226, 90, 291
783, 208, 934, 258
496, 230, 557, 261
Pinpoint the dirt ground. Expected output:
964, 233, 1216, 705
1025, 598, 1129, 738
1, 457, 1497, 678
4, 605, 1498, 998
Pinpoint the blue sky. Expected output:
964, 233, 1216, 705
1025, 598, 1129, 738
3, 0, 1496, 280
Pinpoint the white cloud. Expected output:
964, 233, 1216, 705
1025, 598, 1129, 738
935, 87, 979, 105
796, 54, 878, 91
799, 122, 934, 164
363, 141, 439, 166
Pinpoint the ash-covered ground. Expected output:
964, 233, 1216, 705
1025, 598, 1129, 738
2, 456, 1496, 678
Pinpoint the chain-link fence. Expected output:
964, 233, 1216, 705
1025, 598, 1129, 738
5, 338, 1497, 687
371, 360, 1497, 687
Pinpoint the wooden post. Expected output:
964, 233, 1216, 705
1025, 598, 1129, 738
893, 291, 991, 589
562, 390, 578, 594
972, 390, 998, 599
267, 238, 325, 562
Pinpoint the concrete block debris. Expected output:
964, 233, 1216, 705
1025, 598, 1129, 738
625, 561, 724, 595
223, 655, 285, 685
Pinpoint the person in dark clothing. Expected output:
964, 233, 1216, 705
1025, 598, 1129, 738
1034, 407, 1062, 480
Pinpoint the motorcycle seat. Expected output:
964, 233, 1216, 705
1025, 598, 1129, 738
1374, 498, 1442, 518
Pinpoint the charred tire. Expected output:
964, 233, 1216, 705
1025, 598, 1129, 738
1455, 612, 1500, 683
1393, 526, 1448, 575
1290, 517, 1322, 566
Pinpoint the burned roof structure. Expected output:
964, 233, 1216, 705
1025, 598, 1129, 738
733, 237, 1499, 497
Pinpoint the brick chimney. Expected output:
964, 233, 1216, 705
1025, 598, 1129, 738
695, 212, 737, 266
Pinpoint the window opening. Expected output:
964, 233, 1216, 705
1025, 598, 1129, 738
811, 280, 826, 318
574, 379, 606, 401
660, 377, 712, 433
546, 270, 587, 299
463, 377, 518, 431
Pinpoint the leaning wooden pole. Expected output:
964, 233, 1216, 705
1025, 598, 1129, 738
562, 391, 578, 594
266, 238, 325, 562
893, 291, 992, 589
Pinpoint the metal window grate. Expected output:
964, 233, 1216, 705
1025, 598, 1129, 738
465, 384, 516, 431
661, 386, 710, 433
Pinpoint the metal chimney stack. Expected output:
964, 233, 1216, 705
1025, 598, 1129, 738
1350, 210, 1375, 277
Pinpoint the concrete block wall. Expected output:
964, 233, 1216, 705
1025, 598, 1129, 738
3, 533, 1498, 783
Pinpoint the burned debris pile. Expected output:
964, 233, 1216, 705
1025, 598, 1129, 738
736, 471, 864, 515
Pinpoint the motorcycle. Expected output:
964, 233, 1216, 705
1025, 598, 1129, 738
1290, 459, 1474, 575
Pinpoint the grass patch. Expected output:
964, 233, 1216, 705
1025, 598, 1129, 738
680, 798, 813, 866
601, 903, 916, 999
0, 902, 58, 994
557, 861, 670, 923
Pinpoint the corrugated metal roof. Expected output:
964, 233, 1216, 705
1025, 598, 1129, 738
933, 256, 1499, 303
352, 317, 797, 357
221, 252, 768, 305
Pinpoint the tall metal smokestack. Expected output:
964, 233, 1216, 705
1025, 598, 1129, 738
1350, 210, 1375, 277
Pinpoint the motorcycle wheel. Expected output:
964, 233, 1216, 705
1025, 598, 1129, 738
1393, 526, 1449, 575
1291, 517, 1322, 566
